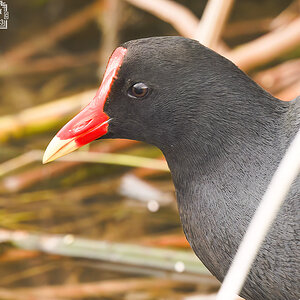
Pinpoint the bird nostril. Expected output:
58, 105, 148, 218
71, 119, 93, 134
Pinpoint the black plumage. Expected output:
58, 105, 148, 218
103, 37, 300, 300
44, 36, 300, 300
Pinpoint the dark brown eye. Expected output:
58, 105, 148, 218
129, 82, 149, 98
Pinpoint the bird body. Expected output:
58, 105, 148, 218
44, 37, 300, 300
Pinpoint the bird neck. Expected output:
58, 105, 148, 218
161, 95, 294, 281
163, 95, 290, 189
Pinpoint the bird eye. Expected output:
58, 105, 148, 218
128, 82, 149, 98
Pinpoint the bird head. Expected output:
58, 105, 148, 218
43, 37, 208, 163
43, 36, 268, 164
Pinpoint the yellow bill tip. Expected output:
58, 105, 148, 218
43, 136, 79, 164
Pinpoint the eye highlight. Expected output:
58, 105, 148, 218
128, 82, 149, 98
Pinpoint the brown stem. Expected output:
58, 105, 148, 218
0, 278, 188, 300
275, 79, 300, 101
98, 0, 121, 75
223, 18, 272, 39
1, 52, 99, 77
270, 0, 300, 30
0, 140, 137, 192
0, 1, 104, 71
124, 0, 199, 38
194, 0, 234, 49
227, 17, 300, 71
254, 59, 300, 94
0, 90, 96, 142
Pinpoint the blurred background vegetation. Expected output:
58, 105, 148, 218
0, 0, 299, 299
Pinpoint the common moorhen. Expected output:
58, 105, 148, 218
43, 37, 300, 300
